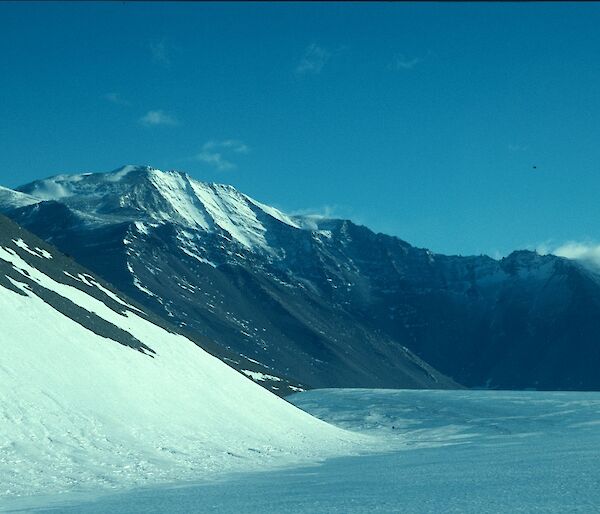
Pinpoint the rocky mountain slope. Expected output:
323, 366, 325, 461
0, 213, 360, 498
4, 165, 600, 391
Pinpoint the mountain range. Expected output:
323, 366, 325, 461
2, 165, 599, 391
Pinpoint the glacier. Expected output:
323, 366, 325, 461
4, 389, 600, 513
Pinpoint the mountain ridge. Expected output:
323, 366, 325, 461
3, 165, 599, 391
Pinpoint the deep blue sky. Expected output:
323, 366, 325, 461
1, 2, 600, 257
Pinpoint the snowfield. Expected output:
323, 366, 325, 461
6, 389, 600, 513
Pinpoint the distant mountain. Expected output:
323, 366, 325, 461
4, 165, 600, 391
0, 213, 357, 497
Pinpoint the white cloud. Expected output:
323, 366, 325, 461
104, 92, 130, 106
537, 241, 600, 270
389, 54, 422, 71
139, 110, 179, 127
202, 140, 249, 154
288, 206, 339, 231
194, 140, 250, 171
195, 152, 234, 171
295, 44, 332, 75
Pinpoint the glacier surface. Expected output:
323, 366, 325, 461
5, 389, 600, 513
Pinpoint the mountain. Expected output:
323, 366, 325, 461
0, 192, 310, 396
3, 166, 453, 392
0, 213, 358, 498
4, 165, 600, 391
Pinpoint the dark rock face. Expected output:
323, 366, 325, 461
0, 215, 153, 355
5, 165, 600, 391
0, 213, 308, 395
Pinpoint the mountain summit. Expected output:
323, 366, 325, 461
17, 165, 314, 254
4, 165, 600, 391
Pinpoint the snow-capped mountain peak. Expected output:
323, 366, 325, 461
16, 165, 311, 252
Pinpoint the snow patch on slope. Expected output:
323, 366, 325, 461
189, 181, 269, 250
147, 169, 211, 230
126, 260, 158, 297
242, 370, 283, 382
12, 238, 53, 259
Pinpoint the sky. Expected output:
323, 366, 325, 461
1, 2, 600, 258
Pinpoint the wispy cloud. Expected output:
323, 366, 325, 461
288, 204, 363, 230
139, 110, 179, 127
103, 92, 130, 106
389, 54, 422, 71
194, 140, 250, 171
508, 143, 528, 152
389, 50, 435, 71
202, 140, 249, 154
295, 44, 332, 75
291, 205, 339, 219
150, 39, 171, 67
537, 241, 600, 270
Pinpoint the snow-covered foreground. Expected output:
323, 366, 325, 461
5, 389, 600, 513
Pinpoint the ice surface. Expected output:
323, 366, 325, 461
7, 389, 599, 513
